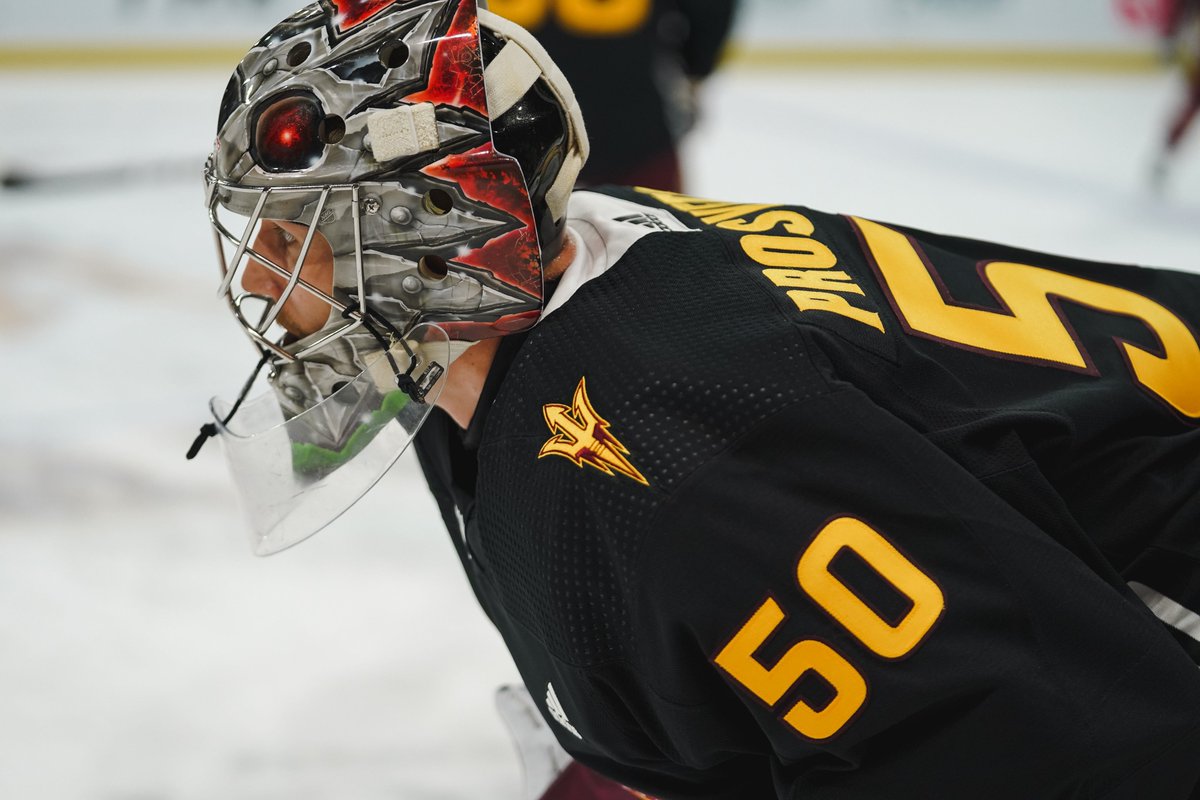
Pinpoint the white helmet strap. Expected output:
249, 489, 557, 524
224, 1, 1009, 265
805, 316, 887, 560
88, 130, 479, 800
477, 8, 590, 223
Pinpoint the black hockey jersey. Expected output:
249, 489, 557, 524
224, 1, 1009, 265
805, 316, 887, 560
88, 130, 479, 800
414, 186, 1200, 799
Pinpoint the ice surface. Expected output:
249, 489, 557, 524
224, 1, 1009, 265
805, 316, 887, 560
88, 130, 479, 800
0, 65, 1197, 799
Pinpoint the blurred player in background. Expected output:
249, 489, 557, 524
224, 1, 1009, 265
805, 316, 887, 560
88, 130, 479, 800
488, 0, 737, 191
1153, 0, 1200, 186
195, 1, 1200, 797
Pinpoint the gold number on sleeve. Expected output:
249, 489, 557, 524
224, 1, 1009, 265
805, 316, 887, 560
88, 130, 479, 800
851, 216, 1200, 418
715, 517, 943, 740
714, 598, 868, 741
798, 517, 944, 660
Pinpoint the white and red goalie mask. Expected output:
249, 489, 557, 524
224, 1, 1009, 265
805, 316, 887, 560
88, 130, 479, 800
197, 0, 588, 554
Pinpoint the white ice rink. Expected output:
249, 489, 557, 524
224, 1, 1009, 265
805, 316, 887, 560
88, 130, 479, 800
1, 63, 1199, 799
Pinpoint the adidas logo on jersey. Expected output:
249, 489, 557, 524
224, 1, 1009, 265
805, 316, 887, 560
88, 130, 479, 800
545, 682, 582, 740
614, 212, 675, 233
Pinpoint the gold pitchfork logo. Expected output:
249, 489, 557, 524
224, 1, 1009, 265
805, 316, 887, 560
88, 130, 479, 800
539, 377, 648, 486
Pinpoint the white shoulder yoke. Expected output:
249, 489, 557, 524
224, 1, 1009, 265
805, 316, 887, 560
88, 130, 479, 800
541, 191, 695, 321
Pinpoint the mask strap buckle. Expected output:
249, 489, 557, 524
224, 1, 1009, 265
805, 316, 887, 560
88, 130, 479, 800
340, 303, 445, 404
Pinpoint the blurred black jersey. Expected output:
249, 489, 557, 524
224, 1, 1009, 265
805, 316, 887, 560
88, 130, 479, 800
414, 186, 1200, 799
487, 1, 737, 181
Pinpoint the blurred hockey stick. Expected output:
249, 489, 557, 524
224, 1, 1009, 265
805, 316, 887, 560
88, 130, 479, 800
0, 155, 204, 192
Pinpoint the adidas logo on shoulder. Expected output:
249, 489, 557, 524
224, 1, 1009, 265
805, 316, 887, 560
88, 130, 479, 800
614, 212, 675, 233
545, 682, 583, 740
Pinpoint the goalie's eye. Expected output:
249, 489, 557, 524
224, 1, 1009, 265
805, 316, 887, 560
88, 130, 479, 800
253, 93, 326, 173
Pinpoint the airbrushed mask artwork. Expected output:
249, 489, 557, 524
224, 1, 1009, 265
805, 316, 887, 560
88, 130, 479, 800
195, 0, 588, 554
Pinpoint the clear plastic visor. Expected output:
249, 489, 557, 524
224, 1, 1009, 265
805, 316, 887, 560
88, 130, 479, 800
211, 323, 448, 555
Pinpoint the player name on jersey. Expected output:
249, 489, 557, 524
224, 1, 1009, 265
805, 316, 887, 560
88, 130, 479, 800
636, 188, 885, 334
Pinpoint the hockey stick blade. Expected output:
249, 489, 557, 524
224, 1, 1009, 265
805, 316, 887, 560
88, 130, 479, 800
0, 156, 204, 193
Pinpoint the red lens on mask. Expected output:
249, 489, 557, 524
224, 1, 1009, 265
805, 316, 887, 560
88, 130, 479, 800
253, 94, 326, 173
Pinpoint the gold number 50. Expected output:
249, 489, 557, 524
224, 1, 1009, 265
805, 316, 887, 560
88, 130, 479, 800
487, 0, 652, 36
715, 518, 944, 741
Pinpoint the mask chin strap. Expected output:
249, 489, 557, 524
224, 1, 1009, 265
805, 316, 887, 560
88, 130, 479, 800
185, 350, 272, 461
185, 309, 445, 461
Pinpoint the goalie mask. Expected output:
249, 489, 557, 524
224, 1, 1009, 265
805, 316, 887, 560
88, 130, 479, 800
196, 0, 588, 554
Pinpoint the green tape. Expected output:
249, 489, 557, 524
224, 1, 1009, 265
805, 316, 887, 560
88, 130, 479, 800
290, 390, 412, 476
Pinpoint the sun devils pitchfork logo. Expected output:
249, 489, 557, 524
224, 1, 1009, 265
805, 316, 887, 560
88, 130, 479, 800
539, 378, 648, 486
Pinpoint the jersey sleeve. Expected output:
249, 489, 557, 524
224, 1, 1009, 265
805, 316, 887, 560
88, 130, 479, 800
633, 386, 1200, 799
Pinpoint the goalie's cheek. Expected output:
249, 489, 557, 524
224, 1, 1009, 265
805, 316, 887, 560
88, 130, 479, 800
242, 223, 337, 338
